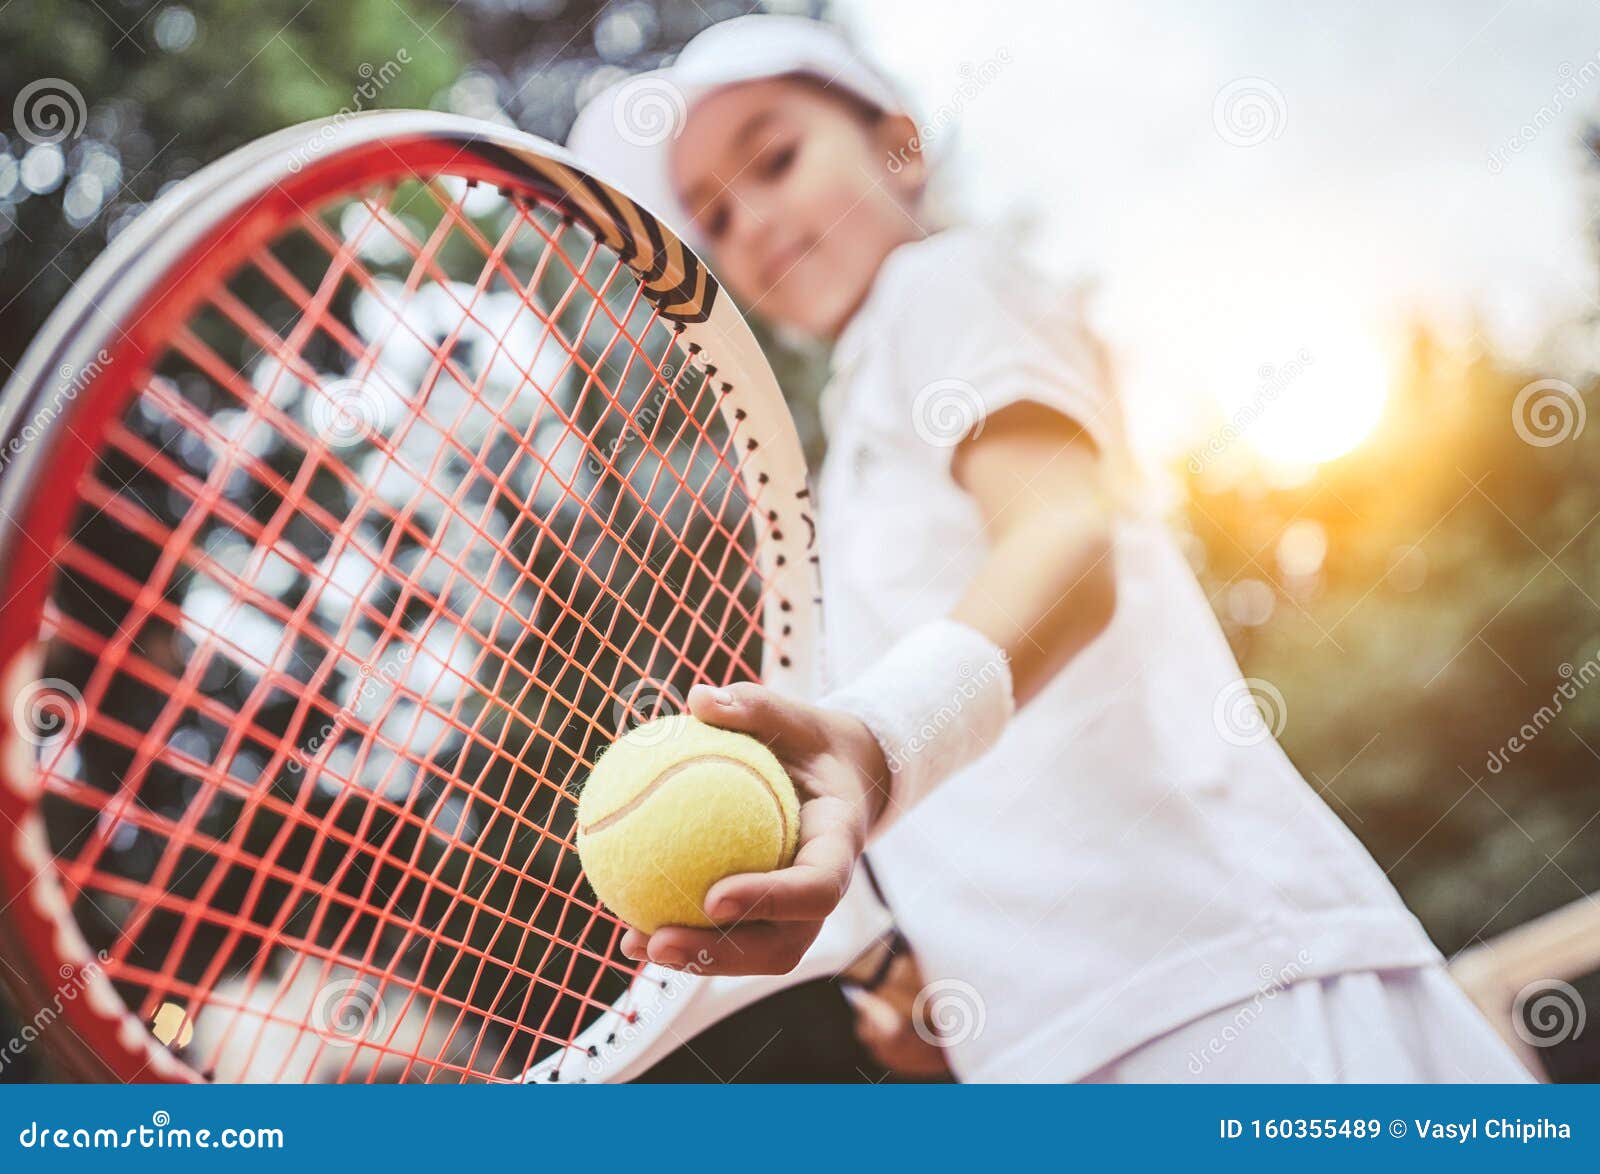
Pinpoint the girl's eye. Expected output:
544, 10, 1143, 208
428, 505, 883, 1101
760, 143, 796, 181
703, 204, 730, 241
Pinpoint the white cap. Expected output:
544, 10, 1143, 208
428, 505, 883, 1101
566, 15, 908, 240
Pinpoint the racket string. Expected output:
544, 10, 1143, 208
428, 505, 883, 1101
294, 191, 779, 640
33, 172, 783, 1082
60, 447, 592, 906
103, 300, 758, 750
206, 227, 775, 678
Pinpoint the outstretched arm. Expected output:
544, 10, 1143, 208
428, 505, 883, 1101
627, 402, 1116, 976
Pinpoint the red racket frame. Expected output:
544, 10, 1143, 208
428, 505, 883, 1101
0, 112, 823, 1083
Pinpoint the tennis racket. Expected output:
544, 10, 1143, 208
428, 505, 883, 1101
0, 110, 890, 1083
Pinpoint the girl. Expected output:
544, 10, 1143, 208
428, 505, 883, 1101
568, 14, 1529, 1083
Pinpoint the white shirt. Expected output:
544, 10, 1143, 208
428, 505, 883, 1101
815, 229, 1441, 1082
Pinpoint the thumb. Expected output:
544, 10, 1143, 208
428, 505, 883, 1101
686, 681, 812, 749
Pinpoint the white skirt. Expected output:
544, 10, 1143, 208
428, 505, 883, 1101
1079, 966, 1535, 1083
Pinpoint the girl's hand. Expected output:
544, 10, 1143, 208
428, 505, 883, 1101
851, 950, 956, 1079
617, 681, 890, 976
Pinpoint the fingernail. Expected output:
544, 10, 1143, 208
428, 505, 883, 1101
653, 945, 688, 967
708, 899, 740, 921
707, 687, 735, 706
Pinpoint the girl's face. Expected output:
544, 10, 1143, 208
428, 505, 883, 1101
669, 78, 925, 338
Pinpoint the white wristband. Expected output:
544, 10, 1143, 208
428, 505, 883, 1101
823, 619, 1015, 835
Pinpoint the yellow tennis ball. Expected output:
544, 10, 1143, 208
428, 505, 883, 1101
576, 714, 801, 933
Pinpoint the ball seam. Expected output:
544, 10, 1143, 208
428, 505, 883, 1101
580, 753, 791, 862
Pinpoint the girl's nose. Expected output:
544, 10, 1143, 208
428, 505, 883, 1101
726, 188, 776, 251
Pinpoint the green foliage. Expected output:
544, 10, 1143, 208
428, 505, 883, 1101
1186, 331, 1600, 955
0, 0, 465, 371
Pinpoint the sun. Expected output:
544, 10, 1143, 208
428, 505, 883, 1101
1247, 345, 1389, 465
1210, 331, 1390, 468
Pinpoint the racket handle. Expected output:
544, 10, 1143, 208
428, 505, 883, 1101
600, 873, 893, 1082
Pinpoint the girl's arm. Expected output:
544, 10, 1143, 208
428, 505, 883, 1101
624, 403, 1116, 976
950, 400, 1116, 705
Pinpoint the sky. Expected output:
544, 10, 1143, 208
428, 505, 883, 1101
833, 0, 1600, 466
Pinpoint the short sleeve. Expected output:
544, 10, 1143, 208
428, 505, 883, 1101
876, 231, 1126, 465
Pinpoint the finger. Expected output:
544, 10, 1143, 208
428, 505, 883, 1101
619, 928, 649, 962
867, 1028, 955, 1079
704, 861, 842, 924
686, 681, 818, 756
850, 989, 952, 1077
704, 796, 858, 922
850, 988, 903, 1046
644, 921, 819, 977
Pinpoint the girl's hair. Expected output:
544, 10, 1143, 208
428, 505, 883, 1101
780, 71, 889, 128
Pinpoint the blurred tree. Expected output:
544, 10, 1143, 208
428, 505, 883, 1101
1185, 327, 1600, 958
0, 0, 832, 448
0, 0, 465, 373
